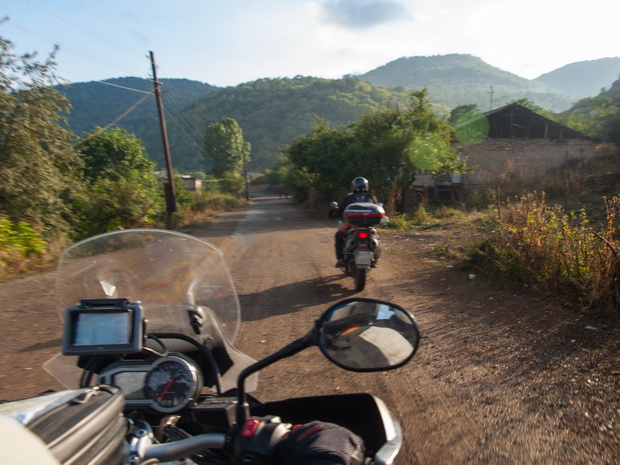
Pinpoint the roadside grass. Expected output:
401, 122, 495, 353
0, 192, 249, 282
478, 193, 620, 318
394, 192, 620, 319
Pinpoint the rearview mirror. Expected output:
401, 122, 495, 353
317, 298, 420, 372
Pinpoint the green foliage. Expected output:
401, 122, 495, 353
286, 90, 464, 212
0, 31, 84, 236
75, 128, 165, 237
79, 127, 159, 183
203, 118, 250, 177
164, 76, 409, 172
449, 104, 479, 125
216, 172, 246, 196
74, 178, 161, 238
59, 57, 618, 176
59, 77, 217, 138
452, 107, 489, 144
385, 214, 412, 230
559, 91, 620, 144
507, 98, 556, 120
0, 216, 46, 257
0, 216, 47, 278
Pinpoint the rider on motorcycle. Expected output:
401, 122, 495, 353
332, 177, 378, 267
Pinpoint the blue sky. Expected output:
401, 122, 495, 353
3, 0, 619, 86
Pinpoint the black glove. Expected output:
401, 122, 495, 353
279, 421, 365, 465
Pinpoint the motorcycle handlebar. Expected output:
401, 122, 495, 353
141, 433, 226, 462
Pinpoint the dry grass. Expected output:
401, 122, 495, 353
478, 193, 620, 317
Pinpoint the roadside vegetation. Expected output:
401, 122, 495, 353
375, 151, 620, 319
0, 33, 249, 280
481, 193, 620, 316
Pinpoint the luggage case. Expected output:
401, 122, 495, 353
343, 202, 385, 226
0, 385, 126, 465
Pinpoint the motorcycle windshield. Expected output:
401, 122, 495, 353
55, 229, 241, 343
45, 229, 251, 390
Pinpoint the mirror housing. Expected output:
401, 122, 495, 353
317, 298, 420, 372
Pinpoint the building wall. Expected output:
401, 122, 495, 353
460, 138, 596, 185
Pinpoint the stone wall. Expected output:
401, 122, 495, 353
460, 138, 597, 185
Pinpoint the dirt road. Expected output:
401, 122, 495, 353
1, 192, 618, 464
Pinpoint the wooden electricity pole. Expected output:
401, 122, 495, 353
150, 51, 177, 229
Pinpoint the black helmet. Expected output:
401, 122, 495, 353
351, 177, 369, 193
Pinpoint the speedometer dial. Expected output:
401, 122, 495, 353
143, 355, 201, 413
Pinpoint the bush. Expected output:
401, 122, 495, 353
74, 179, 164, 239
480, 193, 620, 316
0, 216, 47, 278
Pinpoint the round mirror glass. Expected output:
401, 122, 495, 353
318, 299, 420, 372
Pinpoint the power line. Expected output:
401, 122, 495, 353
96, 80, 153, 94
5, 18, 145, 77
25, 0, 145, 59
7, 1, 230, 168
72, 91, 154, 148
0, 90, 154, 175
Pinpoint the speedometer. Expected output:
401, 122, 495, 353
143, 355, 201, 413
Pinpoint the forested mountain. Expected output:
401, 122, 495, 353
61, 54, 618, 173
60, 75, 408, 173
534, 57, 620, 98
357, 54, 576, 112
58, 77, 217, 137
150, 76, 409, 172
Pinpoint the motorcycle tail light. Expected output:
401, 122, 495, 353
357, 231, 370, 239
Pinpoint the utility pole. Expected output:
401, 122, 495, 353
150, 51, 176, 229
489, 86, 494, 111
243, 142, 250, 201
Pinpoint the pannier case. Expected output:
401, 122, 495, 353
0, 385, 126, 465
343, 202, 385, 226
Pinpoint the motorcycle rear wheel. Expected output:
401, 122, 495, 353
353, 267, 366, 291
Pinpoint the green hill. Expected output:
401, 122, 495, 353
153, 76, 409, 172
59, 76, 217, 138
534, 57, 620, 97
60, 55, 618, 173
358, 54, 576, 112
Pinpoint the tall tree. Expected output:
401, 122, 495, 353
0, 31, 83, 237
203, 118, 251, 177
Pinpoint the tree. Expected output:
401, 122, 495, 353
79, 127, 159, 184
203, 118, 251, 178
0, 31, 83, 238
449, 104, 480, 125
560, 94, 620, 145
286, 89, 464, 212
507, 98, 555, 119
75, 128, 164, 237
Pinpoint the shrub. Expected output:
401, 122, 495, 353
0, 216, 48, 278
481, 193, 620, 316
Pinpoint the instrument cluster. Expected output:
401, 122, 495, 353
97, 354, 202, 413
